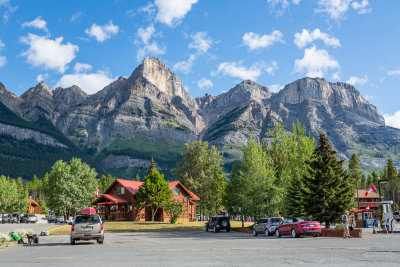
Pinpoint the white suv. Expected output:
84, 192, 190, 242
70, 214, 104, 245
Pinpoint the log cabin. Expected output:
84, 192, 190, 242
92, 179, 199, 222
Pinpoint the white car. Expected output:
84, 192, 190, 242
25, 214, 38, 223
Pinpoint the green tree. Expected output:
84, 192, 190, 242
165, 199, 184, 224
134, 174, 141, 181
175, 141, 227, 218
284, 170, 305, 217
384, 159, 399, 205
135, 168, 173, 221
366, 174, 373, 188
239, 137, 278, 219
372, 170, 379, 188
302, 132, 354, 228
348, 154, 363, 190
46, 158, 97, 219
98, 174, 115, 193
265, 122, 315, 214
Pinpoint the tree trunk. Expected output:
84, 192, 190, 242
151, 207, 158, 222
241, 214, 244, 229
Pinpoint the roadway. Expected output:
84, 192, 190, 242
1, 230, 400, 266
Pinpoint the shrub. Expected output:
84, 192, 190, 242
165, 199, 183, 224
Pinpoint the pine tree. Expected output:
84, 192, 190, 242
366, 174, 373, 188
385, 159, 399, 205
135, 168, 173, 221
134, 174, 141, 181
372, 170, 379, 188
284, 170, 305, 217
302, 132, 354, 228
348, 154, 363, 189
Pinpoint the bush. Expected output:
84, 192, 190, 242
165, 199, 183, 224
335, 224, 344, 230
0, 233, 12, 244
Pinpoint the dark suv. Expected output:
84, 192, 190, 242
205, 216, 231, 233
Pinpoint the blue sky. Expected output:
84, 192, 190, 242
0, 0, 399, 128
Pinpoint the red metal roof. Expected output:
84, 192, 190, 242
355, 190, 381, 199
93, 194, 130, 205
116, 179, 143, 195
97, 179, 200, 202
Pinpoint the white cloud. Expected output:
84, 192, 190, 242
55, 70, 114, 94
294, 28, 340, 48
138, 24, 155, 44
189, 32, 213, 54
0, 40, 6, 67
364, 94, 374, 101
174, 32, 214, 74
294, 45, 339, 77
173, 54, 196, 74
264, 60, 278, 75
85, 21, 119, 42
242, 30, 283, 50
384, 110, 400, 129
315, 0, 351, 20
332, 72, 340, 80
36, 73, 48, 82
387, 69, 400, 76
269, 84, 284, 93
21, 16, 48, 33
346, 75, 368, 86
74, 62, 92, 73
352, 0, 371, 14
267, 0, 290, 16
136, 42, 166, 62
216, 61, 262, 81
292, 0, 301, 4
140, 3, 156, 16
70, 11, 83, 22
1, 0, 18, 23
135, 24, 165, 62
197, 77, 213, 89
20, 33, 79, 73
155, 0, 198, 26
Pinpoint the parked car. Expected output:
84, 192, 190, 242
275, 217, 321, 238
55, 216, 65, 223
253, 217, 284, 236
205, 216, 231, 233
393, 211, 400, 222
48, 216, 56, 223
2, 214, 9, 223
10, 213, 19, 224
24, 214, 38, 223
69, 213, 104, 245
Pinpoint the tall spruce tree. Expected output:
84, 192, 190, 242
302, 132, 354, 228
348, 154, 363, 189
385, 159, 399, 205
284, 170, 305, 217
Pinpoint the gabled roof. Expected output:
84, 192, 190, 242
356, 190, 381, 199
169, 181, 200, 200
27, 198, 39, 206
101, 179, 200, 201
92, 194, 130, 205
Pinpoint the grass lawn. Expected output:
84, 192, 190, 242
48, 221, 254, 235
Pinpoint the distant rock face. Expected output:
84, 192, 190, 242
0, 57, 399, 172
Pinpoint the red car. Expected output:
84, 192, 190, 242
275, 217, 321, 238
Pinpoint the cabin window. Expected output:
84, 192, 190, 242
173, 188, 180, 195
115, 187, 125, 195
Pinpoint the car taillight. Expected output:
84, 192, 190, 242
71, 224, 75, 232
100, 223, 103, 231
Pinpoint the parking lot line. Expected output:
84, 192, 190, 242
37, 257, 75, 259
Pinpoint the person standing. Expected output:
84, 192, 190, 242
342, 211, 350, 238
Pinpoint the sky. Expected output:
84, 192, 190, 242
0, 0, 399, 128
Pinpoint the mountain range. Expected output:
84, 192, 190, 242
0, 57, 399, 180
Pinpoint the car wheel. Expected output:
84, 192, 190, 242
265, 229, 270, 237
253, 229, 258, 236
313, 233, 320, 237
226, 228, 231, 232
97, 237, 104, 244
275, 229, 281, 238
70, 238, 75, 245
291, 229, 299, 238
213, 226, 217, 233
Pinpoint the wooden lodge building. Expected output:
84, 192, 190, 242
355, 189, 382, 211
92, 179, 199, 222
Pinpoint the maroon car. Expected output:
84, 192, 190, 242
275, 217, 321, 238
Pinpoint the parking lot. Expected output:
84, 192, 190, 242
1, 229, 400, 266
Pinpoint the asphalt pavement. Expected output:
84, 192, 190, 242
1, 229, 400, 266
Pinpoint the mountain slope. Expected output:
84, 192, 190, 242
0, 57, 399, 179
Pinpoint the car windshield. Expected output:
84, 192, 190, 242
294, 217, 311, 222
270, 218, 283, 225
75, 215, 100, 224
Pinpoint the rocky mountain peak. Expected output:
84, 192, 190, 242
22, 81, 53, 99
130, 57, 187, 99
